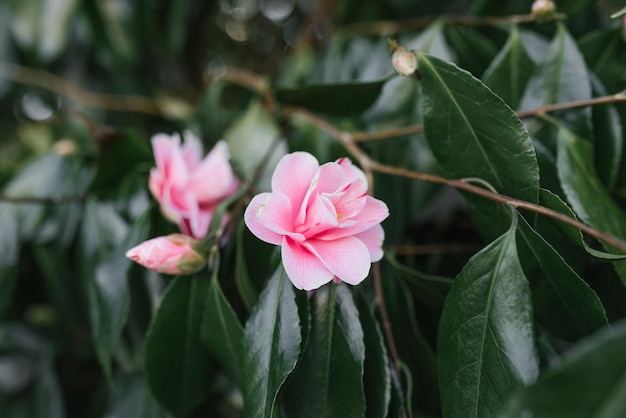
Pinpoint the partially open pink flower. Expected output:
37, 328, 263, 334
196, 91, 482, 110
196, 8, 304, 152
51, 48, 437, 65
148, 131, 239, 239
244, 152, 389, 290
126, 234, 207, 275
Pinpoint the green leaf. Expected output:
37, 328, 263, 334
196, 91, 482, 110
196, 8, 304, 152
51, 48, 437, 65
201, 262, 244, 383
438, 213, 538, 418
418, 51, 539, 239
537, 189, 626, 260
284, 284, 366, 418
9, 0, 79, 61
516, 215, 608, 340
610, 5, 626, 18
483, 25, 535, 109
241, 268, 301, 418
357, 294, 391, 418
144, 275, 213, 415
445, 25, 499, 77
0, 204, 19, 317
224, 100, 287, 192
275, 75, 393, 117
520, 23, 592, 142
88, 208, 150, 383
102, 374, 165, 418
555, 121, 626, 283
502, 321, 626, 417
590, 78, 623, 190
234, 220, 260, 312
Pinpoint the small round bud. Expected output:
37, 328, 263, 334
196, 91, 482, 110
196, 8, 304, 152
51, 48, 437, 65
531, 0, 557, 20
392, 47, 419, 77
53, 139, 78, 156
126, 234, 207, 275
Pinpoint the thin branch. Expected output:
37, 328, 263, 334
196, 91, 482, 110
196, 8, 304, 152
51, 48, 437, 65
0, 63, 163, 115
338, 14, 538, 37
0, 194, 85, 205
395, 243, 483, 255
283, 107, 626, 255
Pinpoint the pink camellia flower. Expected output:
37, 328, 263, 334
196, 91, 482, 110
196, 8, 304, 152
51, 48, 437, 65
244, 152, 389, 291
126, 234, 207, 275
148, 131, 239, 239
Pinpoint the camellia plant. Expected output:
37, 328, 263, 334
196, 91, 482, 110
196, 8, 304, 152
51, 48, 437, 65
1, 0, 626, 417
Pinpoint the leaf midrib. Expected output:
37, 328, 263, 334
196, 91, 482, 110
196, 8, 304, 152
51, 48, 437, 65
421, 56, 503, 192
474, 229, 515, 416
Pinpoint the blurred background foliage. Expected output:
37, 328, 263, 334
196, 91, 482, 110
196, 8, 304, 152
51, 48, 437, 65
1, 0, 626, 417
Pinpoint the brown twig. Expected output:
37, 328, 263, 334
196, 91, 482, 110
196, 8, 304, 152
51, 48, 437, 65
0, 63, 163, 115
338, 14, 538, 37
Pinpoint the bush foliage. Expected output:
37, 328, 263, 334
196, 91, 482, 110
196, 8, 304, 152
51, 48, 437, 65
1, 0, 626, 417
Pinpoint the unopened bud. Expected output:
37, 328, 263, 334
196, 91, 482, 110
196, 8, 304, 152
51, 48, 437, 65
392, 47, 419, 77
531, 0, 557, 20
53, 139, 78, 156
126, 234, 207, 275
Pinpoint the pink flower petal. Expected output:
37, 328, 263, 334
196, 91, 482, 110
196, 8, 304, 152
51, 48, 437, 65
316, 162, 348, 194
189, 141, 239, 204
282, 237, 334, 290
272, 152, 319, 207
354, 224, 385, 262
181, 131, 203, 168
296, 194, 338, 237
337, 157, 368, 185
245, 192, 304, 245
318, 196, 389, 240
304, 236, 371, 285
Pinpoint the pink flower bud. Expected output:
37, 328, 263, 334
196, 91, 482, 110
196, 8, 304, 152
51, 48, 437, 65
125, 234, 207, 275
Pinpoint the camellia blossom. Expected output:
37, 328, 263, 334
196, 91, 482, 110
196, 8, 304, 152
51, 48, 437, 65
148, 131, 239, 239
244, 152, 389, 291
126, 234, 207, 275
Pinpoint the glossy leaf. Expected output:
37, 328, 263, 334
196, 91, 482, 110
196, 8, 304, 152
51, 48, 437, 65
284, 284, 366, 418
102, 374, 165, 418
590, 77, 623, 190
224, 100, 287, 192
445, 25, 498, 77
357, 294, 391, 418
275, 75, 393, 116
483, 25, 535, 109
201, 263, 244, 383
87, 208, 150, 382
519, 23, 591, 140
516, 214, 607, 340
144, 275, 213, 415
0, 203, 19, 317
537, 189, 626, 260
418, 51, 539, 239
234, 220, 260, 312
555, 122, 626, 283
502, 321, 626, 418
438, 214, 538, 418
241, 268, 301, 418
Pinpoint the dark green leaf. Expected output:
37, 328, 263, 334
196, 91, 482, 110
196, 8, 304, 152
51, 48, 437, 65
103, 374, 165, 418
520, 23, 592, 142
578, 27, 626, 94
590, 77, 623, 190
502, 321, 626, 418
275, 75, 393, 117
537, 189, 626, 260
234, 220, 260, 312
88, 208, 150, 383
516, 215, 608, 340
438, 213, 538, 418
357, 295, 391, 418
445, 25, 498, 77
144, 275, 213, 415
555, 122, 626, 283
0, 203, 19, 317
284, 284, 366, 418
241, 268, 301, 418
418, 51, 539, 239
201, 263, 244, 383
483, 25, 535, 109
